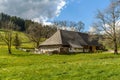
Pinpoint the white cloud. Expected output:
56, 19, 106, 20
89, 27, 97, 33
89, 20, 120, 34
0, 0, 66, 23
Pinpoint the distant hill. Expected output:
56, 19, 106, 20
0, 13, 33, 31
0, 13, 57, 38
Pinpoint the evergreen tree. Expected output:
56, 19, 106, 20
14, 33, 21, 49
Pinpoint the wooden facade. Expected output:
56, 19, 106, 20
40, 45, 99, 53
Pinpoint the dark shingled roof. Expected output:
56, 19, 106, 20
40, 30, 100, 48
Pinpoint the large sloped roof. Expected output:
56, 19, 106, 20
40, 30, 100, 48
40, 30, 62, 45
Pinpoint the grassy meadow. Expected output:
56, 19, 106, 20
1, 30, 120, 80
0, 47, 120, 80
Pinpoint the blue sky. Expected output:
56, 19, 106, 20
54, 0, 110, 31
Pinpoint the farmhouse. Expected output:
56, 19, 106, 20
39, 30, 102, 53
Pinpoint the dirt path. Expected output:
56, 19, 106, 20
105, 50, 120, 53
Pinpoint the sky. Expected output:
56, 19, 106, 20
54, 0, 110, 31
0, 0, 110, 31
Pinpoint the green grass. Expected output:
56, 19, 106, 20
1, 29, 120, 80
0, 48, 120, 80
0, 30, 34, 49
0, 29, 46, 49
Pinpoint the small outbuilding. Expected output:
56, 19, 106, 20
39, 30, 102, 53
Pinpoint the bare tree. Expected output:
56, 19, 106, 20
76, 21, 85, 32
53, 21, 67, 30
69, 21, 76, 31
42, 25, 57, 38
93, 0, 120, 54
0, 21, 15, 54
54, 21, 84, 32
26, 23, 43, 48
